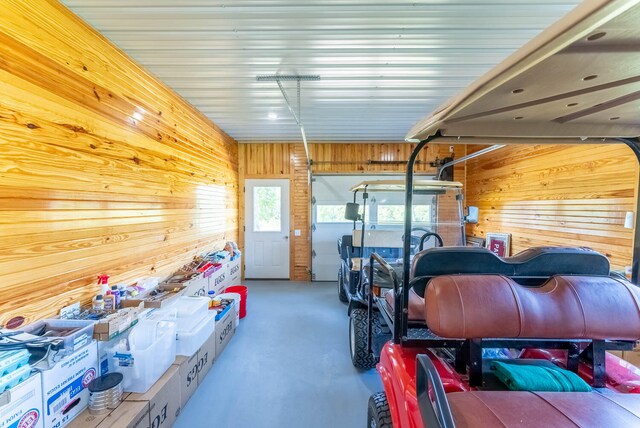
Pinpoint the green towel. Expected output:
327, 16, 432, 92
491, 361, 592, 392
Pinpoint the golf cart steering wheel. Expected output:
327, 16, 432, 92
418, 232, 444, 251
403, 227, 431, 254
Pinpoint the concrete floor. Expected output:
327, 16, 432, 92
174, 280, 382, 428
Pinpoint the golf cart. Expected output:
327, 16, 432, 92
337, 179, 469, 369
366, 1, 640, 426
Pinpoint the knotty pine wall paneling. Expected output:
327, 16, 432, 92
239, 142, 466, 281
0, 0, 238, 326
465, 144, 638, 270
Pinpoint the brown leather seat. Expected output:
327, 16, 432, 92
383, 288, 425, 322
447, 391, 640, 427
425, 275, 640, 340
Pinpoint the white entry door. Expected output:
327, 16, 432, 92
244, 179, 290, 279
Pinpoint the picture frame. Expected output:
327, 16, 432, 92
466, 236, 485, 248
485, 232, 511, 257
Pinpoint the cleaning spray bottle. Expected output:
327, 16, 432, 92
98, 274, 110, 294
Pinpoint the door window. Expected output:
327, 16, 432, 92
253, 186, 281, 232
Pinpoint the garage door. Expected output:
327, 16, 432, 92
311, 174, 404, 281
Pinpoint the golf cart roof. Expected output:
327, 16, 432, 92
406, 0, 640, 144
350, 180, 463, 192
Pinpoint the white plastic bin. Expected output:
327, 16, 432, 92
166, 296, 210, 331
217, 292, 241, 327
175, 311, 216, 356
111, 318, 176, 393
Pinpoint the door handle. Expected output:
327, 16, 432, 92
284, 236, 289, 240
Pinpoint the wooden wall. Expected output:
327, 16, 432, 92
0, 0, 238, 326
239, 142, 465, 280
465, 144, 638, 270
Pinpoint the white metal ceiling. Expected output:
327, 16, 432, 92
61, 0, 582, 142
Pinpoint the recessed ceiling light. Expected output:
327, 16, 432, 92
268, 112, 278, 120
132, 111, 144, 121
587, 32, 606, 41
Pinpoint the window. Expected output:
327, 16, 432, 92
377, 205, 431, 224
316, 205, 370, 223
253, 186, 281, 231
317, 205, 351, 223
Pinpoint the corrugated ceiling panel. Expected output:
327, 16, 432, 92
61, 0, 582, 141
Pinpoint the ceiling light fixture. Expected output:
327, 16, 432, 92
268, 112, 278, 120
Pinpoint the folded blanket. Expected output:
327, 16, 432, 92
491, 360, 592, 392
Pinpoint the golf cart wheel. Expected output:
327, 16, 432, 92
338, 268, 348, 303
367, 392, 392, 428
349, 308, 381, 369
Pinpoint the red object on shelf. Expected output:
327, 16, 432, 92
197, 262, 214, 273
201, 263, 222, 278
225, 285, 248, 319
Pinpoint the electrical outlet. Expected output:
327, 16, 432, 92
625, 266, 633, 275
294, 229, 301, 236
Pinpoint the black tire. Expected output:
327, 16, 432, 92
338, 268, 348, 303
349, 308, 381, 369
367, 392, 392, 428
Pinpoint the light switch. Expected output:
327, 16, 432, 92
294, 229, 301, 236
625, 211, 634, 229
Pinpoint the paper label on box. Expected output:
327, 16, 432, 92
1, 374, 44, 428
6, 408, 40, 428
42, 343, 98, 428
47, 368, 96, 416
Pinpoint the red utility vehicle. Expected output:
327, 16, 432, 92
366, 1, 640, 426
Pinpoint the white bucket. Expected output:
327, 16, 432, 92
217, 292, 241, 327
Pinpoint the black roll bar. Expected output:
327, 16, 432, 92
400, 132, 441, 343
618, 137, 640, 285
395, 133, 640, 346
416, 354, 456, 428
368, 252, 399, 353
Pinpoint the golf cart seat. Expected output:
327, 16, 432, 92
446, 390, 640, 427
382, 246, 611, 323
338, 234, 360, 264
418, 274, 640, 427
411, 246, 610, 297
425, 274, 640, 340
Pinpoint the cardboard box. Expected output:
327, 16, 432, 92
215, 305, 236, 358
172, 329, 216, 408
98, 401, 149, 428
227, 257, 241, 284
172, 354, 198, 409
67, 397, 148, 428
0, 373, 44, 428
182, 275, 208, 297
208, 267, 227, 296
126, 366, 181, 428
197, 331, 216, 384
41, 342, 98, 428
93, 305, 143, 341
121, 285, 186, 309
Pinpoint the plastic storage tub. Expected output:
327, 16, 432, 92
166, 296, 209, 331
175, 311, 216, 356
111, 317, 176, 393
216, 292, 241, 327
22, 319, 94, 353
